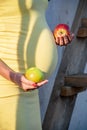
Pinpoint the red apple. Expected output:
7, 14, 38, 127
53, 24, 70, 38
25, 67, 45, 83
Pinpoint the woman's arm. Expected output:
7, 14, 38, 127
0, 59, 15, 81
0, 59, 48, 91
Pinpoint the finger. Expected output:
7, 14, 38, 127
37, 80, 48, 87
71, 33, 74, 39
21, 75, 37, 86
21, 83, 37, 91
59, 37, 64, 46
67, 33, 74, 41
55, 37, 60, 45
63, 35, 69, 45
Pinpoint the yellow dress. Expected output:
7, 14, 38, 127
0, 0, 58, 130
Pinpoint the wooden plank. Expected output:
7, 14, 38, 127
60, 74, 87, 96
77, 27, 87, 37
65, 74, 87, 87
60, 86, 86, 96
82, 18, 87, 27
77, 18, 87, 37
43, 0, 87, 130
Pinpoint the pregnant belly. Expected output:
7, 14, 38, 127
0, 16, 58, 78
26, 28, 58, 78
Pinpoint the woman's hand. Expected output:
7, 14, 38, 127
10, 72, 48, 91
0, 60, 48, 91
53, 24, 74, 46
55, 33, 74, 46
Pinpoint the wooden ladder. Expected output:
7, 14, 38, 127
43, 0, 87, 130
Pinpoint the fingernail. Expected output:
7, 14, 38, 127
32, 83, 37, 87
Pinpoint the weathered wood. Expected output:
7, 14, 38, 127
43, 1, 87, 130
60, 74, 87, 96
77, 27, 87, 37
77, 18, 87, 37
82, 18, 87, 27
65, 74, 87, 87
60, 86, 86, 96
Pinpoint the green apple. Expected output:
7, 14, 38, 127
25, 67, 45, 83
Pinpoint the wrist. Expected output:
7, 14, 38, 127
9, 71, 16, 83
10, 71, 23, 87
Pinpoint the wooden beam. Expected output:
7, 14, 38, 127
77, 18, 87, 37
60, 74, 87, 96
43, 0, 87, 130
82, 18, 87, 27
60, 86, 86, 96
77, 27, 87, 37
65, 74, 87, 87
